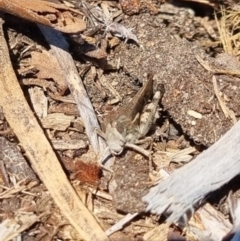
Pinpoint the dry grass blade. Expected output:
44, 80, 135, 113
215, 6, 240, 56
0, 0, 86, 33
215, 7, 233, 55
0, 17, 109, 241
0, 181, 33, 199
195, 54, 240, 77
212, 75, 237, 124
177, 0, 215, 7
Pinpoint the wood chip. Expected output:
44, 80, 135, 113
51, 139, 86, 150
30, 50, 68, 90
187, 203, 231, 241
143, 223, 169, 241
28, 87, 48, 118
41, 113, 74, 131
187, 110, 203, 119
0, 213, 39, 241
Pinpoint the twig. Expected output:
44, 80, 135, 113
105, 213, 139, 236
212, 75, 237, 124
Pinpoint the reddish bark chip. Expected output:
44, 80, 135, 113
120, 0, 140, 15
72, 160, 102, 185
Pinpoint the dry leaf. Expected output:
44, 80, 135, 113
0, 0, 86, 33
30, 50, 67, 90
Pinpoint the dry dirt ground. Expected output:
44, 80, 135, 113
1, 0, 240, 240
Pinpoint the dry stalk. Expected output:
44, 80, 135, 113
212, 75, 237, 124
37, 25, 112, 164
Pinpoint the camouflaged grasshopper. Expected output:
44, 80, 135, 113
98, 73, 164, 160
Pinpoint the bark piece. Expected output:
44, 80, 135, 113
30, 50, 68, 90
143, 120, 240, 224
187, 203, 232, 241
0, 137, 38, 184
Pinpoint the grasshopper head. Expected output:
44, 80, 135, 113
105, 123, 126, 155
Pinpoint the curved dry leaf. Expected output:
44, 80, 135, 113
30, 50, 67, 90
85, 48, 108, 59
0, 0, 86, 33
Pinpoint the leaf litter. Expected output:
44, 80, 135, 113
1, 0, 240, 241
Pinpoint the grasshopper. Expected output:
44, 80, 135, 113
98, 73, 164, 160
